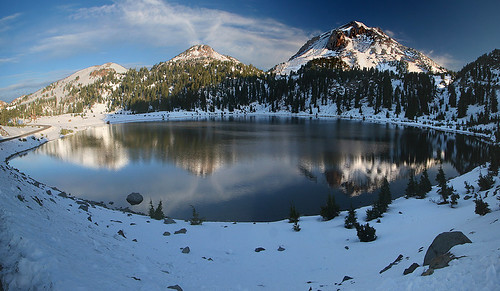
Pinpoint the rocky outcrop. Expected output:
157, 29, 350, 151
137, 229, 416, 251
423, 231, 471, 266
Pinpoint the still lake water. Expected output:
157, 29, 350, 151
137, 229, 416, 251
10, 116, 489, 221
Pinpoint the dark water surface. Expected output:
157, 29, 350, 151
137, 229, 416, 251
10, 116, 489, 221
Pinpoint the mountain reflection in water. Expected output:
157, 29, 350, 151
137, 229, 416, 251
13, 116, 489, 221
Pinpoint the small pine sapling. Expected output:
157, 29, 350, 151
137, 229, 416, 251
189, 205, 203, 225
450, 187, 459, 207
288, 203, 300, 223
153, 200, 165, 220
474, 198, 491, 216
478, 173, 494, 191
366, 204, 382, 221
378, 177, 392, 211
320, 194, 340, 221
344, 204, 358, 229
356, 223, 377, 242
148, 199, 155, 218
293, 221, 301, 232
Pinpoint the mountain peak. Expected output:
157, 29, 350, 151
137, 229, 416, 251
169, 44, 240, 64
274, 21, 446, 75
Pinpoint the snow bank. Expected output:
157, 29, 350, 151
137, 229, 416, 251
0, 111, 499, 290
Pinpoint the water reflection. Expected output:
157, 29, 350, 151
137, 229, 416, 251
12, 117, 489, 221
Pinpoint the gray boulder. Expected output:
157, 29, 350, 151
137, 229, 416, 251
126, 192, 143, 205
423, 231, 471, 265
163, 217, 176, 224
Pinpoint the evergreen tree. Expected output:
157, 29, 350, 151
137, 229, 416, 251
189, 205, 203, 225
417, 168, 432, 198
153, 200, 165, 220
148, 199, 155, 218
365, 205, 381, 221
405, 173, 418, 198
450, 189, 460, 208
378, 177, 392, 210
478, 173, 494, 191
474, 198, 491, 216
288, 203, 300, 223
344, 204, 358, 229
356, 223, 377, 242
320, 194, 340, 221
436, 166, 450, 203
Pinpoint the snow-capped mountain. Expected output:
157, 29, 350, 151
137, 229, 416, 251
10, 62, 127, 108
167, 44, 240, 65
0, 100, 6, 109
272, 21, 447, 75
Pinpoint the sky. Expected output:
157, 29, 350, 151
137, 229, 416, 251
1, 0, 499, 103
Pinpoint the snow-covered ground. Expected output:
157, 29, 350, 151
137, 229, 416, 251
1, 107, 499, 290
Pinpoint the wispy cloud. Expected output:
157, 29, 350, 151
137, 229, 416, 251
28, 0, 308, 69
423, 50, 461, 71
0, 13, 22, 32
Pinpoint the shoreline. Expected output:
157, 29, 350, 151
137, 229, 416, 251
0, 107, 499, 290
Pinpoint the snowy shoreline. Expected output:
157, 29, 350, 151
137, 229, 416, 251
1, 106, 499, 290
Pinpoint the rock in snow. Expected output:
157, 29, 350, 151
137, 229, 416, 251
423, 231, 472, 266
125, 192, 143, 205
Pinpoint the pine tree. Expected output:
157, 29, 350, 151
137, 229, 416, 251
288, 203, 300, 223
153, 200, 165, 220
344, 204, 358, 229
356, 223, 377, 242
320, 194, 340, 221
405, 173, 417, 198
378, 177, 392, 210
417, 168, 432, 198
189, 205, 203, 225
148, 199, 155, 218
436, 166, 449, 203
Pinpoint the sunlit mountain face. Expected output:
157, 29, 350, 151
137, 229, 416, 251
11, 117, 489, 221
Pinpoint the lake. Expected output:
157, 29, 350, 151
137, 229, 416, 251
10, 116, 489, 221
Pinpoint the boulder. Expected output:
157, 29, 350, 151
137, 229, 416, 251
423, 231, 471, 266
163, 217, 176, 224
174, 228, 187, 235
403, 263, 419, 275
254, 247, 265, 252
181, 247, 190, 254
126, 192, 143, 205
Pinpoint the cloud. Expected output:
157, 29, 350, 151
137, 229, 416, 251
0, 13, 21, 32
422, 50, 461, 71
0, 69, 75, 103
28, 0, 309, 69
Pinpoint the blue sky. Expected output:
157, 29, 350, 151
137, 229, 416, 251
1, 0, 499, 103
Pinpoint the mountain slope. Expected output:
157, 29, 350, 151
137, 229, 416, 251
9, 63, 127, 112
167, 44, 240, 65
273, 21, 446, 75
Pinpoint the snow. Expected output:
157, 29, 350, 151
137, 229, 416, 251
1, 107, 500, 290
273, 21, 446, 75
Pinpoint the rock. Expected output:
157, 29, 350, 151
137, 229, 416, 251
255, 247, 265, 252
421, 268, 434, 276
277, 246, 285, 251
464, 195, 472, 200
163, 217, 176, 224
163, 231, 171, 236
379, 254, 403, 274
126, 192, 143, 205
429, 252, 455, 269
181, 247, 190, 254
423, 231, 471, 265
117, 230, 126, 238
403, 263, 419, 275
78, 204, 89, 212
174, 228, 187, 234
46, 190, 52, 195
341, 275, 353, 283
167, 285, 183, 291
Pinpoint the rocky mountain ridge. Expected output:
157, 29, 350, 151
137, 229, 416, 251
272, 21, 446, 75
